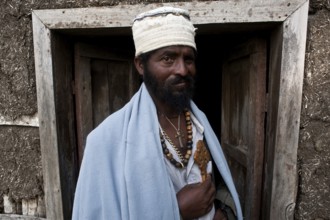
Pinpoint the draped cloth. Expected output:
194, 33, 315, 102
72, 83, 243, 220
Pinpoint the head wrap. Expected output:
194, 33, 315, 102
132, 6, 197, 56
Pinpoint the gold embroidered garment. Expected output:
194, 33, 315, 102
194, 140, 211, 182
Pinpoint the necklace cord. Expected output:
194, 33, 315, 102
159, 109, 193, 168
163, 113, 185, 148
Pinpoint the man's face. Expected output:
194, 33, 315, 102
142, 46, 196, 112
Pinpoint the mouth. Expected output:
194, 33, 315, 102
173, 76, 189, 85
176, 80, 187, 85
173, 81, 188, 90
168, 76, 193, 92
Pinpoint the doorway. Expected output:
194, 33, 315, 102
72, 31, 270, 220
32, 2, 308, 219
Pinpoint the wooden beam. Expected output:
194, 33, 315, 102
74, 47, 93, 165
264, 1, 309, 219
32, 0, 306, 30
32, 12, 64, 220
0, 214, 46, 220
52, 32, 78, 220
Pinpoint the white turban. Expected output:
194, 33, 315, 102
132, 6, 197, 56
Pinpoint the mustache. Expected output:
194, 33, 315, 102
170, 75, 194, 84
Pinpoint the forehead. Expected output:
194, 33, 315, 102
152, 45, 196, 56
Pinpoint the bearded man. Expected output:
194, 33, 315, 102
72, 6, 243, 220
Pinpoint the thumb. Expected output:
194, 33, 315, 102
201, 174, 212, 186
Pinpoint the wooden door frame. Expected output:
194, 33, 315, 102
32, 1, 309, 219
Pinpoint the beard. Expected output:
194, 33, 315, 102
143, 66, 195, 113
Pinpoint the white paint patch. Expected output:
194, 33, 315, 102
0, 113, 39, 127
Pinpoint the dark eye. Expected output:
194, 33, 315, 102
185, 56, 195, 65
162, 55, 174, 64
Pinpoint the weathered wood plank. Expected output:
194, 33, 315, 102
222, 143, 248, 167
52, 32, 78, 220
74, 43, 138, 165
270, 2, 309, 220
74, 47, 93, 165
263, 1, 309, 220
91, 60, 111, 126
0, 214, 46, 220
77, 42, 134, 61
107, 61, 132, 113
32, 0, 306, 29
32, 12, 64, 220
246, 39, 266, 220
222, 38, 266, 219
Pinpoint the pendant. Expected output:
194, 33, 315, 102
175, 130, 185, 148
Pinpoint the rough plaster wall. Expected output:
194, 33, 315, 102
0, 127, 42, 206
0, 0, 40, 214
296, 0, 330, 219
0, 1, 36, 120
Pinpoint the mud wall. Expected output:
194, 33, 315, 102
0, 0, 329, 219
0, 0, 40, 216
296, 1, 330, 219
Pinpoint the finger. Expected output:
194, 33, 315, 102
206, 182, 216, 204
201, 199, 214, 217
205, 174, 212, 182
208, 190, 216, 205
205, 201, 214, 215
201, 175, 216, 204
201, 174, 212, 189
213, 208, 227, 220
203, 176, 215, 194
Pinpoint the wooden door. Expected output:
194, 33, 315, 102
221, 38, 267, 220
74, 43, 140, 166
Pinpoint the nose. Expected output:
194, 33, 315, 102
174, 58, 189, 76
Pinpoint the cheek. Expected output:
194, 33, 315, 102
145, 64, 166, 82
147, 62, 161, 74
188, 64, 196, 75
150, 65, 171, 78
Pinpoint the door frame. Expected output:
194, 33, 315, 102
32, 1, 309, 219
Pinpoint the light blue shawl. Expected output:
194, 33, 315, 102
72, 83, 243, 220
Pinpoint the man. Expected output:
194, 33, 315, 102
72, 6, 243, 220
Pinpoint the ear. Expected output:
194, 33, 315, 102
134, 56, 144, 76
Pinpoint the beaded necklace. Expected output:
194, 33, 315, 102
159, 109, 193, 168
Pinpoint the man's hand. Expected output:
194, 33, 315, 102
213, 208, 228, 220
177, 175, 216, 220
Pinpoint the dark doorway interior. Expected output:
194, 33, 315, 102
55, 27, 271, 219
70, 30, 269, 141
